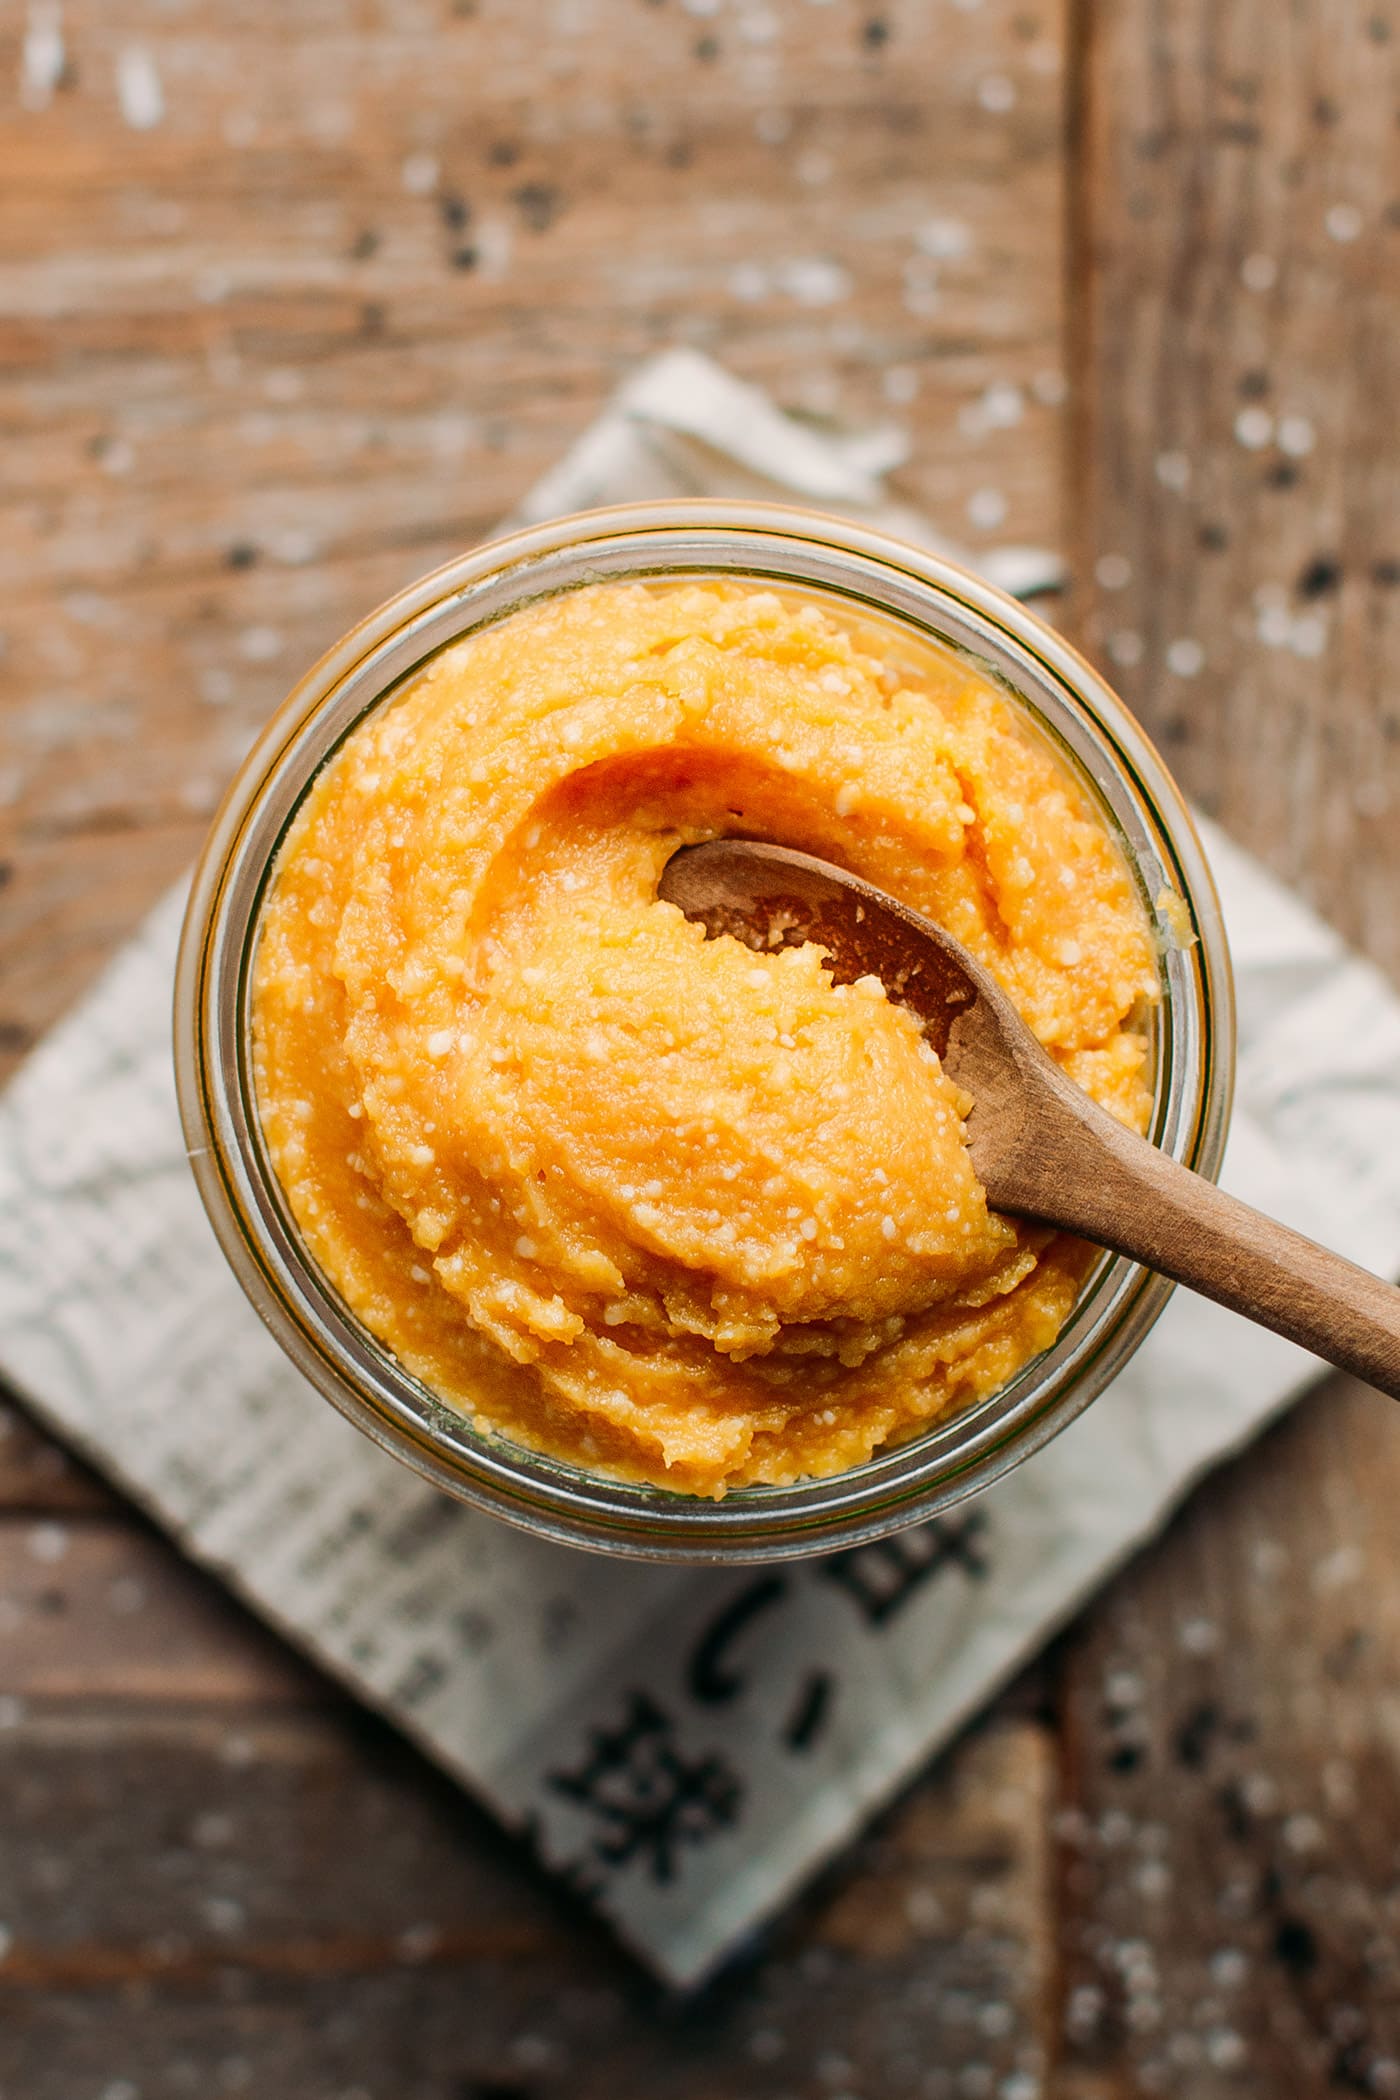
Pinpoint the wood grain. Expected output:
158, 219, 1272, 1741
3, 0, 1399, 2088
0, 1394, 114, 1512
1071, 0, 1400, 975
1057, 0, 1400, 2090
0, 1709, 1057, 2099
1054, 1378, 1400, 2095
0, 0, 1068, 1086
0, 1518, 320, 1703
0, 0, 1075, 2090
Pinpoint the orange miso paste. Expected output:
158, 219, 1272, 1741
252, 582, 1158, 1496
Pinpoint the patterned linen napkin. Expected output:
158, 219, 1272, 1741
4, 351, 1400, 1987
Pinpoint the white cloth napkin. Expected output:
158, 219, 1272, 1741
4, 351, 1400, 1988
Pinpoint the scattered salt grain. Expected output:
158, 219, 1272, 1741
1204, 2028, 1246, 2070
1166, 637, 1204, 677
916, 217, 971, 261
1312, 1542, 1363, 1591
970, 381, 1024, 432
967, 487, 1007, 531
401, 151, 440, 195
117, 45, 163, 130
777, 257, 852, 306
739, 9, 780, 44
1136, 1858, 1172, 1900
1239, 1771, 1277, 1814
201, 1894, 246, 1935
28, 1521, 68, 1564
1290, 612, 1328, 658
20, 3, 65, 111
977, 73, 1016, 112
1032, 369, 1069, 406
1234, 406, 1274, 450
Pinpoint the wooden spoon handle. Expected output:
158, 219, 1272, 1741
1008, 1098, 1400, 1399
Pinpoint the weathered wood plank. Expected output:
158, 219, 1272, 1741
1065, 0, 1400, 2080
1053, 1378, 1400, 2095
0, 1394, 114, 1513
0, 0, 1069, 1086
0, 1712, 1055, 2100
1072, 0, 1400, 976
0, 2, 1075, 2083
0, 1517, 320, 1703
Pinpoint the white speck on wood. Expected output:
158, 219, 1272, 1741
978, 73, 1016, 113
116, 45, 164, 131
20, 1, 64, 111
1154, 449, 1191, 492
967, 486, 1007, 530
222, 108, 259, 147
729, 260, 768, 302
1165, 637, 1204, 676
1233, 405, 1274, 449
916, 216, 972, 260
776, 257, 852, 306
401, 151, 440, 195
1277, 414, 1315, 457
238, 626, 284, 663
473, 214, 514, 280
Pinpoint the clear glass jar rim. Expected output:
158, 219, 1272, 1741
175, 500, 1235, 1563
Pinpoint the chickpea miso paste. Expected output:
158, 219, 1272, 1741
252, 582, 1158, 1498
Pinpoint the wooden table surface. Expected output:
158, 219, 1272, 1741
3, 1, 1399, 2093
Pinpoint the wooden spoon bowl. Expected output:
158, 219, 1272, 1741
659, 838, 1400, 1400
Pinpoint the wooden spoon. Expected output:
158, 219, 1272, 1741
659, 837, 1400, 1399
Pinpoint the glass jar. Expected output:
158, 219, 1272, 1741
174, 502, 1234, 1563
